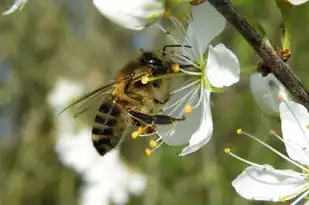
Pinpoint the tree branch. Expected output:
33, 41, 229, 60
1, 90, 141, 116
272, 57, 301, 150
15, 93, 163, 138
207, 0, 309, 109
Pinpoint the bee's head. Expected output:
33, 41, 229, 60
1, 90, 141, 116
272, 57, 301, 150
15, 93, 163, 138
139, 52, 170, 76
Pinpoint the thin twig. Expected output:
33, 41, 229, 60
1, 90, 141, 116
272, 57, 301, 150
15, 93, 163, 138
207, 0, 309, 109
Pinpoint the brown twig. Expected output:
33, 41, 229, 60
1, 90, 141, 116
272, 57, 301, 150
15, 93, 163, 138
207, 0, 309, 109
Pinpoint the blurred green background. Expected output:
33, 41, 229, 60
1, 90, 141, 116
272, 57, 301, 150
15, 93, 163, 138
1, 0, 309, 204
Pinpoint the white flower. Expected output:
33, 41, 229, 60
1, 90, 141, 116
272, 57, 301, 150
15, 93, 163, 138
93, 0, 167, 30
287, 0, 309, 5
56, 133, 147, 205
228, 100, 309, 204
152, 2, 240, 156
2, 0, 27, 15
250, 73, 290, 116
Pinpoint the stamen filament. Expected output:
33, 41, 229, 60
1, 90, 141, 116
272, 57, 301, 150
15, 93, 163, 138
179, 68, 202, 76
163, 84, 197, 111
155, 23, 178, 45
290, 188, 309, 205
146, 72, 186, 82
225, 149, 268, 169
168, 86, 198, 116
163, 51, 200, 68
270, 130, 309, 166
191, 81, 204, 109
242, 131, 309, 172
139, 132, 158, 137
225, 148, 306, 178
171, 80, 199, 94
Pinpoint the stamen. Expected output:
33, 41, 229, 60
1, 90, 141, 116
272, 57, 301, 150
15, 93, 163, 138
155, 23, 178, 45
224, 148, 231, 154
139, 132, 158, 137
225, 148, 306, 178
169, 86, 198, 116
306, 124, 309, 129
163, 84, 197, 112
163, 9, 170, 19
270, 129, 309, 166
163, 50, 200, 68
171, 63, 180, 72
184, 104, 192, 114
191, 82, 204, 109
145, 148, 152, 156
141, 76, 149, 84
149, 140, 158, 148
131, 127, 144, 139
237, 128, 243, 135
224, 148, 270, 168
240, 129, 309, 172
179, 68, 202, 76
145, 72, 186, 83
290, 188, 309, 205
170, 80, 200, 95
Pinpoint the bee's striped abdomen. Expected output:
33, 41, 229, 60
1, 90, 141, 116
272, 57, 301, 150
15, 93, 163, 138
91, 102, 122, 156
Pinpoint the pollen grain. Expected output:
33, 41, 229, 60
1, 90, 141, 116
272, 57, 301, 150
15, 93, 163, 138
224, 148, 231, 154
184, 104, 192, 114
145, 148, 152, 157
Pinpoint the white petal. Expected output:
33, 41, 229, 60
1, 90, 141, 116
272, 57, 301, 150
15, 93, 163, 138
206, 44, 240, 88
184, 1, 226, 59
232, 165, 306, 202
2, 0, 27, 15
287, 0, 309, 5
93, 0, 165, 30
250, 73, 290, 116
279, 101, 309, 165
179, 91, 213, 155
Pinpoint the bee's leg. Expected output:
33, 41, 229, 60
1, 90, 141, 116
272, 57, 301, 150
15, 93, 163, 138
162, 44, 191, 57
128, 110, 185, 125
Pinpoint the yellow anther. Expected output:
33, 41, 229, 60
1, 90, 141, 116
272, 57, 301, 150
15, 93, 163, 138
163, 9, 170, 19
306, 124, 309, 129
132, 131, 139, 139
141, 76, 149, 84
277, 95, 284, 101
132, 127, 144, 139
145, 148, 152, 157
190, 0, 205, 5
171, 63, 180, 72
176, 12, 185, 21
149, 140, 158, 148
184, 104, 192, 114
236, 128, 242, 135
224, 148, 231, 153
269, 129, 277, 135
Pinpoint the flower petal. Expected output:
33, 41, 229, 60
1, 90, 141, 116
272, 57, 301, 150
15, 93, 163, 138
179, 91, 213, 155
250, 73, 289, 116
287, 0, 308, 5
232, 165, 306, 202
93, 0, 165, 30
206, 44, 240, 88
279, 101, 309, 165
2, 0, 27, 15
184, 1, 226, 59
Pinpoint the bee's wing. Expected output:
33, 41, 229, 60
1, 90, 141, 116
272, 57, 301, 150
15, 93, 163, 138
58, 82, 116, 118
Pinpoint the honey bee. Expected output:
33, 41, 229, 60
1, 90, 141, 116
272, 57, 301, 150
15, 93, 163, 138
60, 50, 187, 156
